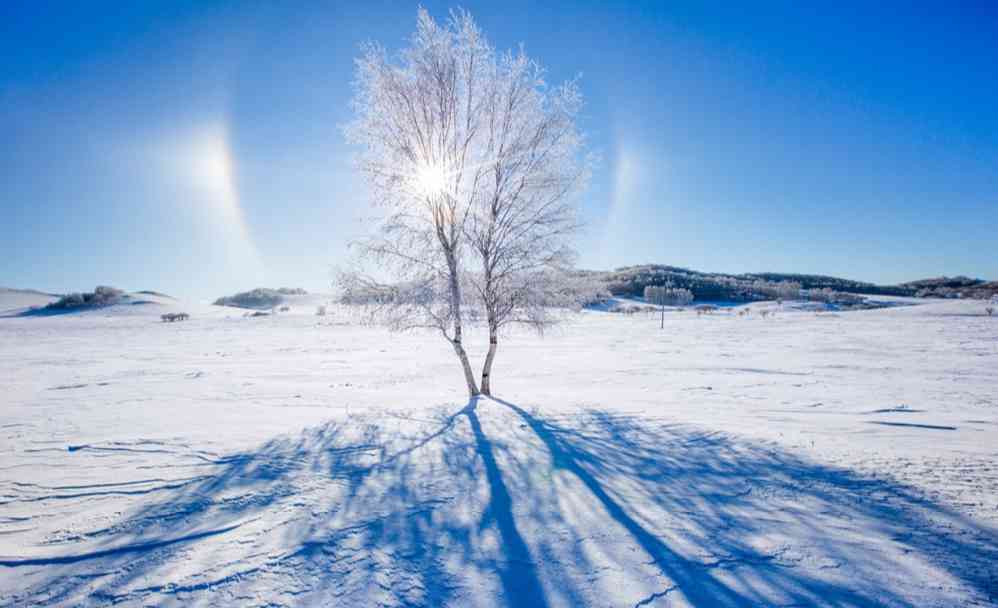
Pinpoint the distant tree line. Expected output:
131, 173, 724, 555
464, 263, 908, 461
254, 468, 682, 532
898, 277, 998, 300
599, 265, 918, 301
338, 265, 997, 309
213, 288, 308, 310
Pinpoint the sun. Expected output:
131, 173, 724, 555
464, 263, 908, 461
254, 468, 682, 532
414, 162, 448, 197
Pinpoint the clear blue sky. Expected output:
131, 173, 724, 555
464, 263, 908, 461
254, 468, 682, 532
2, 1, 996, 299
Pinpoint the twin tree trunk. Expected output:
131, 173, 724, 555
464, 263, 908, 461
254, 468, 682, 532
446, 254, 481, 398
449, 324, 499, 398
446, 241, 500, 398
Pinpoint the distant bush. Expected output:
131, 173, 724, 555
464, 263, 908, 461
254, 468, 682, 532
607, 302, 654, 314
46, 285, 125, 310
694, 304, 718, 315
213, 287, 307, 310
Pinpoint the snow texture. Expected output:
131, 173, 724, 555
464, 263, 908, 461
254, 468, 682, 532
1, 295, 996, 606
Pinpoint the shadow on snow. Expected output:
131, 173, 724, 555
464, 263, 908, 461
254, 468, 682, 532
4, 397, 996, 607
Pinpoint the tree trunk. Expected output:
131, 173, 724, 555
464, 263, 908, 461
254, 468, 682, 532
452, 336, 480, 397
480, 329, 498, 396
445, 249, 479, 397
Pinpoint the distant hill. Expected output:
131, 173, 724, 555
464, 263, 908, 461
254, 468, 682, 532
0, 287, 62, 315
0, 287, 61, 297
898, 276, 998, 299
135, 290, 175, 299
737, 272, 907, 295
0, 286, 184, 318
590, 265, 913, 301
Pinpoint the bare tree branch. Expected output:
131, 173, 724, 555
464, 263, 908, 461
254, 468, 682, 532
341, 8, 595, 397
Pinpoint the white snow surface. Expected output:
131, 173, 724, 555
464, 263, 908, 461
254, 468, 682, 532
0, 296, 996, 607
0, 289, 58, 316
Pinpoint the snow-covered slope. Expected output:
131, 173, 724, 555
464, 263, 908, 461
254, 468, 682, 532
0, 298, 995, 606
0, 288, 59, 316
0, 287, 337, 321
0, 289, 180, 319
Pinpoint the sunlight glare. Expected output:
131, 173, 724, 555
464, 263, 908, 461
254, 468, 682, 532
414, 162, 448, 197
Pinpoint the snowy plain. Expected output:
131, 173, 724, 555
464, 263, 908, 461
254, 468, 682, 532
0, 292, 996, 607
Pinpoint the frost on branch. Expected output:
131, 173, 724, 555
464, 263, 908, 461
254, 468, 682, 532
340, 8, 592, 395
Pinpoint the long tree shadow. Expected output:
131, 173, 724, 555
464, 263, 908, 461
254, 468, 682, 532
3, 398, 996, 607
491, 397, 997, 606
463, 397, 550, 608
494, 397, 765, 606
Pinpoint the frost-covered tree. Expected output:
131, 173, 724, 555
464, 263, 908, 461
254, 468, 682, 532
644, 285, 693, 328
644, 286, 693, 307
463, 30, 591, 395
645, 285, 668, 329
775, 281, 802, 304
671, 288, 694, 307
341, 9, 488, 396
342, 9, 591, 397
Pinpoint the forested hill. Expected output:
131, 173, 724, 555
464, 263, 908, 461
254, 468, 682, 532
898, 277, 998, 299
589, 264, 993, 301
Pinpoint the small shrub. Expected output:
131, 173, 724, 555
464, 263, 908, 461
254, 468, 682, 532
47, 286, 125, 310
94, 285, 124, 300
694, 304, 717, 316
214, 288, 306, 310
987, 306, 994, 317
608, 302, 654, 314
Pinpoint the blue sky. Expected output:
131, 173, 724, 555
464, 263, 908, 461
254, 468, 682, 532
2, 1, 996, 299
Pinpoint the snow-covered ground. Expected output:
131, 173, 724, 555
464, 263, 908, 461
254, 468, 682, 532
0, 289, 59, 315
1, 295, 996, 606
